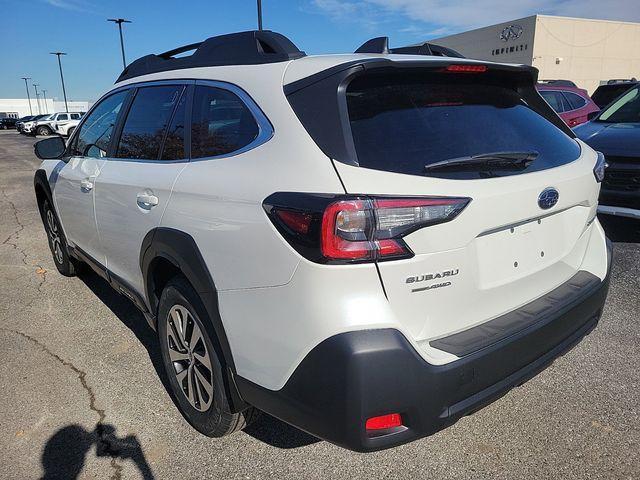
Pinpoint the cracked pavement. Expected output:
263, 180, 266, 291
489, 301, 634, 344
0, 130, 639, 479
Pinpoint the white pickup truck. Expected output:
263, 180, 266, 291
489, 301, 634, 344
28, 112, 84, 137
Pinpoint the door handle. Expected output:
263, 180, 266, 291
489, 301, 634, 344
137, 192, 159, 209
80, 179, 94, 192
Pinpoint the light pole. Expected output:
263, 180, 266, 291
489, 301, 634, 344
50, 52, 69, 113
257, 0, 263, 30
21, 77, 33, 115
42, 89, 48, 113
107, 18, 132, 69
33, 83, 41, 114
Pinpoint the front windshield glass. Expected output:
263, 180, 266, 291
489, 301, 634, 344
598, 87, 640, 123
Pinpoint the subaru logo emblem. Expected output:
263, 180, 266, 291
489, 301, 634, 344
538, 188, 559, 210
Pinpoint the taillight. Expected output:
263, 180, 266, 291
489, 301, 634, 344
264, 193, 470, 264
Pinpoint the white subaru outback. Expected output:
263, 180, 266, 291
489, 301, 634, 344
33, 31, 611, 452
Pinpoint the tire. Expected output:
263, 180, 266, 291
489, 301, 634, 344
157, 276, 258, 437
41, 199, 79, 277
36, 125, 52, 136
67, 126, 76, 137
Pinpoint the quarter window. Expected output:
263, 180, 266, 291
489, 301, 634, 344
191, 86, 259, 159
116, 85, 185, 160
71, 90, 128, 158
563, 92, 587, 110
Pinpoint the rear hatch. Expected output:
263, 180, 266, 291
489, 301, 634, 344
286, 59, 601, 355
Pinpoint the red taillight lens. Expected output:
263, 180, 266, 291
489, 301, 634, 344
264, 193, 470, 264
275, 209, 313, 235
366, 413, 403, 431
445, 64, 487, 73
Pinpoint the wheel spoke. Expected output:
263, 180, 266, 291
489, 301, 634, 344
193, 351, 211, 371
175, 368, 188, 385
168, 347, 189, 362
170, 308, 188, 350
187, 367, 197, 406
189, 324, 204, 351
194, 370, 207, 405
194, 366, 213, 396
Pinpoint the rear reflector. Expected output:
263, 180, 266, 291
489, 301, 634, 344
366, 413, 403, 431
445, 64, 488, 73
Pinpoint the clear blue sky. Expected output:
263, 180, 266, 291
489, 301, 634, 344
3, 0, 639, 102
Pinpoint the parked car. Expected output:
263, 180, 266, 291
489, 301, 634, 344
32, 31, 611, 452
0, 117, 17, 129
536, 81, 600, 127
29, 111, 83, 136
574, 84, 640, 220
20, 114, 50, 135
591, 80, 638, 109
16, 115, 35, 132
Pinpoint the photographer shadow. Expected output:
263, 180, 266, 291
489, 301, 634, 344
40, 423, 154, 479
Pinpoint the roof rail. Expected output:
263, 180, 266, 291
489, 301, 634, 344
354, 36, 465, 58
116, 30, 305, 83
606, 78, 637, 84
538, 79, 577, 87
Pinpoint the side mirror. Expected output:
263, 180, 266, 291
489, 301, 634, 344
34, 136, 66, 160
587, 110, 599, 121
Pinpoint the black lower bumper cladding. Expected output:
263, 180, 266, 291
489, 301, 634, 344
237, 243, 612, 452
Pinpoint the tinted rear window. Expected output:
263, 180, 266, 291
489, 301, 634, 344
346, 72, 581, 179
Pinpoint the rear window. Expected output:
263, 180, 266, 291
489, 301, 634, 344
346, 72, 581, 178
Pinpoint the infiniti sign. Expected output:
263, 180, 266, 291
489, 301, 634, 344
500, 24, 523, 42
538, 188, 559, 210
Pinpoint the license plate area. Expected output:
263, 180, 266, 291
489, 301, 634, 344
476, 212, 579, 289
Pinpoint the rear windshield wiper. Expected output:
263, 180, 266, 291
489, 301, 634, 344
424, 151, 539, 172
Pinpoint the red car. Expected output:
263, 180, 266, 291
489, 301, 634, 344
536, 81, 600, 127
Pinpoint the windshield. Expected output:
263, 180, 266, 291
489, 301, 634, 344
597, 87, 640, 123
346, 71, 581, 179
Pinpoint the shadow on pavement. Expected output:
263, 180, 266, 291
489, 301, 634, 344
77, 269, 319, 450
598, 215, 640, 243
41, 423, 154, 479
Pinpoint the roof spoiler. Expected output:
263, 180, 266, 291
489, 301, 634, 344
116, 30, 305, 83
355, 36, 465, 58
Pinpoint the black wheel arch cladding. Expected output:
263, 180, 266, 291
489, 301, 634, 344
140, 227, 248, 413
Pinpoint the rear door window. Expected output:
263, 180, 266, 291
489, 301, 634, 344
190, 86, 259, 159
116, 85, 184, 160
346, 72, 581, 179
539, 90, 569, 112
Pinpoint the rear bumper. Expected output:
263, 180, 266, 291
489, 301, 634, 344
237, 241, 612, 452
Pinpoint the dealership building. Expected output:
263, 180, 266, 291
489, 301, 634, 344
0, 98, 90, 119
430, 15, 640, 94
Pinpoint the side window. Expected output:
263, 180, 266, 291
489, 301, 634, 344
70, 113, 81, 120
563, 92, 587, 110
116, 85, 184, 160
191, 85, 259, 159
57, 113, 69, 121
71, 90, 128, 158
539, 90, 567, 113
160, 88, 188, 160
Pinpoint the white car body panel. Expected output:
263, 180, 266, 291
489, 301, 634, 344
38, 52, 610, 394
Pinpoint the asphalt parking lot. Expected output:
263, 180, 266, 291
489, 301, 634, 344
0, 129, 638, 479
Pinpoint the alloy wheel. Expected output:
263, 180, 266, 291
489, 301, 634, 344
45, 207, 64, 265
166, 305, 214, 411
